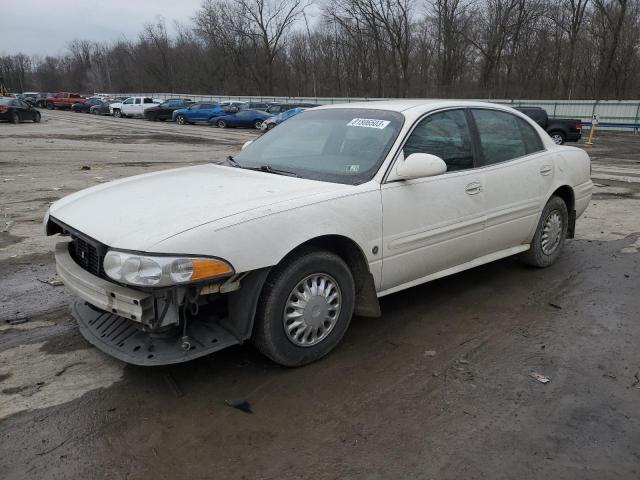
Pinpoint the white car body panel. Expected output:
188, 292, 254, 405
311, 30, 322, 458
48, 100, 592, 298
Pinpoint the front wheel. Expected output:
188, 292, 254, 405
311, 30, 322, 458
253, 250, 355, 366
46, 102, 54, 110
10, 112, 19, 124
34, 112, 41, 123
254, 120, 262, 129
113, 109, 122, 118
266, 123, 275, 130
521, 196, 568, 268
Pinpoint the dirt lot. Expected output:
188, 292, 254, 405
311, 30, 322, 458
1, 110, 639, 479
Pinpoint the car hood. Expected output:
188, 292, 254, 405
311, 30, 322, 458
49, 164, 350, 251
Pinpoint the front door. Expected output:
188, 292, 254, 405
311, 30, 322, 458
380, 109, 485, 293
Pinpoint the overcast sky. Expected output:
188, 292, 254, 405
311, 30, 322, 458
0, 0, 204, 56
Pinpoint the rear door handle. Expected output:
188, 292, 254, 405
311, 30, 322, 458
465, 182, 482, 195
540, 165, 553, 176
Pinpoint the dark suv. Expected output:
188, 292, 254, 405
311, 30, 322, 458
144, 98, 193, 121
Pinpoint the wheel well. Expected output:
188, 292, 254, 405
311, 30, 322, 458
553, 185, 576, 238
282, 235, 381, 318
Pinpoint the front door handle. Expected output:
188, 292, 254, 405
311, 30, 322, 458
465, 182, 482, 195
540, 165, 553, 176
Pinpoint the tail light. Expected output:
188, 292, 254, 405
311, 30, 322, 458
576, 123, 582, 130
0, 105, 7, 112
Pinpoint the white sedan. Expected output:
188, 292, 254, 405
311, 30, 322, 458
45, 100, 592, 366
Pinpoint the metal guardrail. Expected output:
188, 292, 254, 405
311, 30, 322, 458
100, 93, 640, 131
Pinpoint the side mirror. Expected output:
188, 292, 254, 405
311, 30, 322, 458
241, 140, 253, 150
388, 152, 447, 181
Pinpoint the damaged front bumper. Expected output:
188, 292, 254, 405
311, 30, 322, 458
55, 241, 242, 366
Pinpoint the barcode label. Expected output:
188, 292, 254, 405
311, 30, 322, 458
347, 118, 390, 129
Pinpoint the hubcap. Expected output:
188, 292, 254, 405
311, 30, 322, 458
551, 134, 563, 145
283, 273, 341, 347
541, 210, 563, 255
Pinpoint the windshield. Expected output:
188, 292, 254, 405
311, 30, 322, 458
234, 108, 403, 185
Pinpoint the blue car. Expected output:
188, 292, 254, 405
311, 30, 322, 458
210, 109, 274, 130
260, 107, 306, 131
172, 102, 223, 125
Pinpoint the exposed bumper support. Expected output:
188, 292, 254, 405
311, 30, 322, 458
73, 301, 239, 366
55, 241, 154, 323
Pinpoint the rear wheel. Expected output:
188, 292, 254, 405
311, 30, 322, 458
46, 102, 54, 110
549, 131, 565, 145
253, 250, 355, 366
10, 112, 19, 124
176, 114, 186, 125
33, 112, 41, 123
521, 196, 568, 268
254, 120, 262, 129
217, 119, 227, 128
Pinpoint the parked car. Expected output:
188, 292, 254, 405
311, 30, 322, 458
0, 97, 41, 123
45, 100, 592, 367
172, 102, 223, 125
90, 101, 114, 116
515, 107, 582, 145
18, 92, 39, 105
238, 101, 271, 111
260, 107, 306, 131
45, 92, 85, 110
110, 96, 162, 118
71, 97, 105, 113
210, 109, 274, 129
266, 103, 318, 115
35, 93, 52, 108
144, 98, 193, 121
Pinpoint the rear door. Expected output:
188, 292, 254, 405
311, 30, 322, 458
469, 108, 550, 255
380, 108, 485, 292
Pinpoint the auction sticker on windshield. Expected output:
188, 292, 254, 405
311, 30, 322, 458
347, 118, 391, 129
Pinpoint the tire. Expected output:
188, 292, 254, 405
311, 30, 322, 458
46, 102, 54, 110
266, 123, 275, 130
254, 120, 262, 129
9, 112, 19, 124
549, 131, 565, 145
253, 249, 355, 367
176, 114, 186, 125
33, 112, 41, 123
113, 109, 122, 118
520, 196, 568, 268
92, 109, 99, 115
217, 119, 227, 128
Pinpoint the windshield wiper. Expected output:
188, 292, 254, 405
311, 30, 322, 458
253, 165, 298, 177
225, 155, 242, 168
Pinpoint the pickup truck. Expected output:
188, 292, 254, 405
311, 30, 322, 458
110, 97, 162, 118
45, 92, 85, 110
515, 106, 582, 145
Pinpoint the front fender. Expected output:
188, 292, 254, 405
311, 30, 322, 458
149, 184, 383, 288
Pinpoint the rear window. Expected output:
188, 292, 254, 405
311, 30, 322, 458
0, 98, 13, 105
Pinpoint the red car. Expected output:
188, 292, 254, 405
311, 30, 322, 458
45, 92, 85, 110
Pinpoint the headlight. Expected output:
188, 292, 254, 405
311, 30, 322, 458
103, 251, 234, 287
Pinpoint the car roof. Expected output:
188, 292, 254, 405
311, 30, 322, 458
315, 99, 508, 112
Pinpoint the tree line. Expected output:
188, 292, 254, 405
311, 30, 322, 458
1, 0, 639, 100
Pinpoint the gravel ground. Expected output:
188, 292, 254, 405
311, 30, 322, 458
1, 110, 639, 479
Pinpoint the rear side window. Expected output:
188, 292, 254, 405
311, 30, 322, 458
471, 109, 543, 166
403, 109, 474, 172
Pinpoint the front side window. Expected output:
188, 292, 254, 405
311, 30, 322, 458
123, 98, 133, 104
471, 109, 544, 166
403, 109, 474, 172
235, 108, 403, 185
